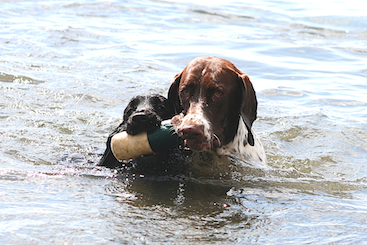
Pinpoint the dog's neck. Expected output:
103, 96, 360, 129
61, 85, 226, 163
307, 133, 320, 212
217, 118, 267, 164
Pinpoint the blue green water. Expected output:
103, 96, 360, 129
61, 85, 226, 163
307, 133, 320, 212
1, 0, 366, 243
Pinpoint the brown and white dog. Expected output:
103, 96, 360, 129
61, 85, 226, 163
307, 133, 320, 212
168, 56, 266, 164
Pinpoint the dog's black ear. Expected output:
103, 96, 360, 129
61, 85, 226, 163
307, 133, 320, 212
167, 71, 183, 114
122, 95, 139, 123
238, 74, 257, 146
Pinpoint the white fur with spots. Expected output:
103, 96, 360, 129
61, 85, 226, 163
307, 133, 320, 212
217, 119, 267, 165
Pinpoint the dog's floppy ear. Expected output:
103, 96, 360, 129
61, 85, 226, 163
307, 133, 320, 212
238, 73, 258, 146
167, 71, 183, 114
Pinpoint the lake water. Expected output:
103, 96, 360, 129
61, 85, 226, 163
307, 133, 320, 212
1, 0, 366, 244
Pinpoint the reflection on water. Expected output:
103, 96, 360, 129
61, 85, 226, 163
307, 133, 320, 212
1, 0, 367, 243
105, 177, 270, 243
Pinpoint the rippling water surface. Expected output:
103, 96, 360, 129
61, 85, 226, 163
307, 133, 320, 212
1, 0, 366, 244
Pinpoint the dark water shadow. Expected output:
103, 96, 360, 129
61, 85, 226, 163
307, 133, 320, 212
105, 174, 271, 239
97, 150, 275, 239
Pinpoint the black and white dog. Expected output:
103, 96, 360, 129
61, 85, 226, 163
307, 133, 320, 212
98, 94, 176, 169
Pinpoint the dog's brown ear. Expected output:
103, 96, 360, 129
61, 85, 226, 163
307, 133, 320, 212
168, 72, 183, 114
238, 73, 258, 146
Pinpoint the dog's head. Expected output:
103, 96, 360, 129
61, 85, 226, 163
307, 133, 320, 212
168, 56, 257, 151
123, 94, 175, 135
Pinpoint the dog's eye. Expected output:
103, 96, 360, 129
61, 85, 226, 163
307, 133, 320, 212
181, 88, 189, 97
156, 105, 166, 111
213, 90, 223, 100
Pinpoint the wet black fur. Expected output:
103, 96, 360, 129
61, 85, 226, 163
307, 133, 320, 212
98, 94, 176, 168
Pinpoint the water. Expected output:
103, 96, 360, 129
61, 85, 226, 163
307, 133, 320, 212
1, 0, 366, 243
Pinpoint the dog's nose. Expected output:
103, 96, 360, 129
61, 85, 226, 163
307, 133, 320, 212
180, 125, 205, 140
131, 113, 147, 122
